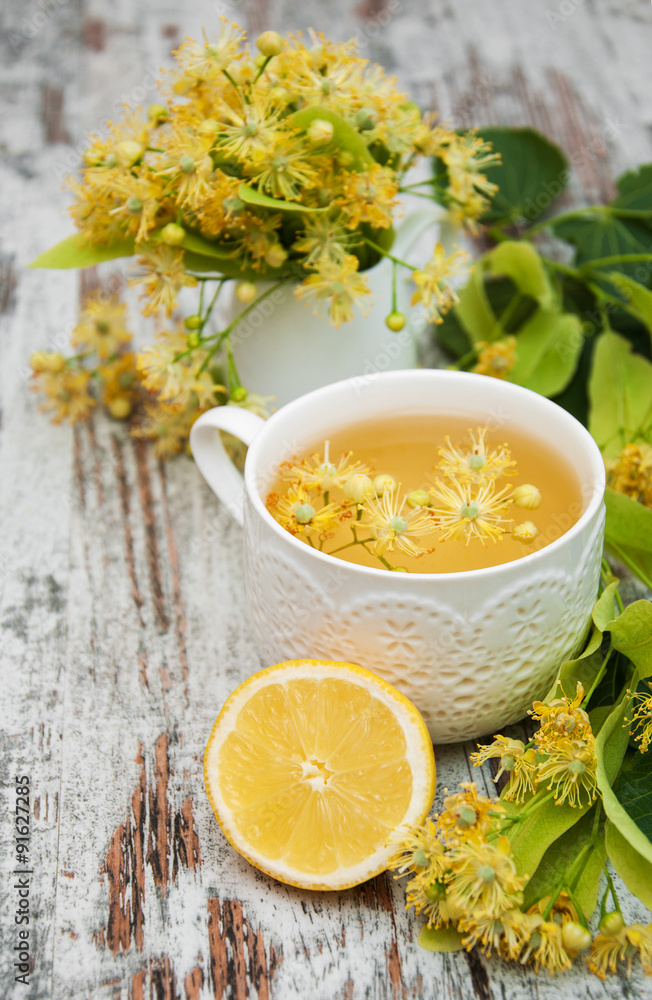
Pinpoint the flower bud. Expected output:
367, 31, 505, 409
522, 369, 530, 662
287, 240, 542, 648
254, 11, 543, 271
186, 332, 201, 348
235, 280, 258, 304
406, 489, 430, 508
385, 311, 406, 332
356, 108, 378, 131
83, 146, 105, 167
393, 566, 409, 572
306, 119, 334, 145
513, 483, 541, 510
230, 386, 248, 403
160, 222, 186, 246
108, 396, 132, 420
105, 153, 117, 169
147, 103, 169, 123
114, 140, 144, 167
294, 503, 315, 524
374, 474, 397, 495
265, 244, 288, 268
344, 474, 375, 503
561, 921, 592, 953
308, 46, 325, 70
179, 155, 196, 174
512, 521, 539, 543
599, 911, 625, 936
126, 195, 143, 214
31, 351, 66, 374
337, 150, 354, 168
256, 31, 284, 57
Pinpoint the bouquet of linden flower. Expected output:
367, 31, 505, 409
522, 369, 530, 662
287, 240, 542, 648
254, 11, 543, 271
30, 22, 498, 455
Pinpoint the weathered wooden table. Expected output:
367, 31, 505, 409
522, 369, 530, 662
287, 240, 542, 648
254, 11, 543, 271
2, 1, 652, 997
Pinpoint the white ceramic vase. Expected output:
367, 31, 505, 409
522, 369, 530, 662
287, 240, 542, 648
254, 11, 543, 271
224, 204, 449, 407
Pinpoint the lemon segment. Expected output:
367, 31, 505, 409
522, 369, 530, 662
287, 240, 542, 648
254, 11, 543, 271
204, 660, 435, 890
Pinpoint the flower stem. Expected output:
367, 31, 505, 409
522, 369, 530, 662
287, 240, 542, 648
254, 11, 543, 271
607, 541, 652, 591
603, 865, 622, 913
581, 645, 613, 708
361, 236, 417, 271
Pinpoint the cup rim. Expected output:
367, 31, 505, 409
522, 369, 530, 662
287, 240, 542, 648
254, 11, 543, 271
245, 370, 606, 581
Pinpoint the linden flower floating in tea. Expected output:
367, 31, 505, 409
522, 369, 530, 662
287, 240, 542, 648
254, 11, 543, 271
266, 424, 555, 572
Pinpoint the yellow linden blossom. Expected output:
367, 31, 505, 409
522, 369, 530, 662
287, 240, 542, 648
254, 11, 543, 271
268, 485, 342, 538
606, 442, 652, 508
536, 737, 597, 808
292, 215, 358, 268
519, 914, 573, 974
156, 126, 215, 210
246, 135, 317, 202
585, 913, 652, 979
338, 164, 398, 230
32, 368, 96, 424
470, 737, 538, 804
626, 681, 652, 753
437, 783, 502, 845
442, 131, 500, 203
437, 426, 516, 484
130, 247, 197, 317
530, 682, 592, 746
71, 294, 132, 359
281, 442, 368, 493
411, 243, 470, 324
215, 98, 284, 162
360, 489, 436, 558
428, 478, 513, 544
98, 352, 139, 407
473, 337, 518, 380
295, 254, 372, 328
228, 212, 284, 271
174, 21, 245, 83
388, 819, 446, 877
446, 835, 525, 919
137, 330, 208, 405
132, 401, 201, 459
102, 172, 164, 243
459, 908, 529, 959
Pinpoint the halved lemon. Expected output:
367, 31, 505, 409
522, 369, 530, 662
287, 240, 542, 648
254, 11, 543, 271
204, 659, 435, 890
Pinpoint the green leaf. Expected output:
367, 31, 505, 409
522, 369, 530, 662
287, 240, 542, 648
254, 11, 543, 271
612, 749, 652, 839
290, 106, 375, 172
606, 819, 652, 908
475, 126, 568, 226
606, 818, 652, 907
603, 271, 652, 349
605, 489, 652, 555
607, 600, 652, 677
172, 230, 235, 260
238, 182, 327, 214
507, 308, 584, 397
502, 789, 586, 879
587, 329, 652, 458
29, 233, 136, 269
485, 241, 554, 307
522, 807, 605, 918
418, 924, 465, 952
554, 212, 652, 278
549, 581, 619, 700
595, 690, 652, 865
613, 164, 652, 216
453, 268, 497, 342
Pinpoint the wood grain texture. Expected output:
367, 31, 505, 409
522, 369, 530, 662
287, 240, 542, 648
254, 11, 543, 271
1, 1, 652, 998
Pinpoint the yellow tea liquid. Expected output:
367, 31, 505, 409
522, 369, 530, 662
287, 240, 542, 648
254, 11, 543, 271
267, 413, 584, 574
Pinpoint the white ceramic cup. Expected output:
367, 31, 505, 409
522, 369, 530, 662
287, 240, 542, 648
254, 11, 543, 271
190, 370, 606, 744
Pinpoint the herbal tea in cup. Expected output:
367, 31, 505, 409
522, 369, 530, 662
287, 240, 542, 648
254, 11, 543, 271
266, 414, 582, 574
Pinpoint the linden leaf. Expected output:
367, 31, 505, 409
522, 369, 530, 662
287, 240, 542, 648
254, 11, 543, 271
554, 212, 652, 278
507, 308, 584, 397
612, 163, 652, 215
453, 268, 497, 343
604, 490, 652, 592
29, 233, 136, 269
587, 329, 652, 459
603, 271, 652, 350
522, 807, 605, 918
605, 819, 652, 909
474, 126, 569, 227
607, 600, 652, 677
417, 924, 465, 952
238, 182, 327, 213
612, 749, 652, 840
595, 689, 652, 866
502, 788, 586, 879
549, 581, 619, 701
485, 241, 554, 308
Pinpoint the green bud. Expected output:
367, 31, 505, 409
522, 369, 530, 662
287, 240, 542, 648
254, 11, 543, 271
184, 314, 202, 330
160, 222, 186, 246
385, 311, 406, 332
231, 386, 248, 403
179, 155, 196, 174
147, 103, 169, 123
256, 31, 284, 57
599, 911, 625, 936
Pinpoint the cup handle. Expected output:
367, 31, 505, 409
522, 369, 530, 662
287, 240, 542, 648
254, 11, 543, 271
190, 406, 266, 526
